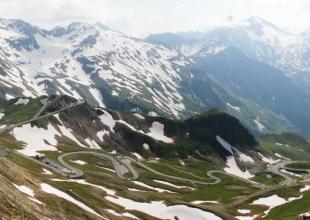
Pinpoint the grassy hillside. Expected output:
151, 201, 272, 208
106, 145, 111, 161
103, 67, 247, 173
259, 132, 310, 160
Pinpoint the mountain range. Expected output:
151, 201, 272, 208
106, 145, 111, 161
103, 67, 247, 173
1, 17, 310, 135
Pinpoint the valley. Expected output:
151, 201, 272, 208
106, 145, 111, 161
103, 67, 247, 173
0, 10, 309, 220
0, 95, 309, 219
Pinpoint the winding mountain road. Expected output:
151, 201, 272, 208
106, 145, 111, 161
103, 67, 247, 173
1, 99, 307, 189
58, 151, 139, 180
268, 160, 298, 186
0, 100, 85, 134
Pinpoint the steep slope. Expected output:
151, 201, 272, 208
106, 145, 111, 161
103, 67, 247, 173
0, 18, 197, 118
194, 48, 310, 134
146, 17, 310, 135
1, 17, 309, 135
0, 95, 261, 171
260, 132, 310, 161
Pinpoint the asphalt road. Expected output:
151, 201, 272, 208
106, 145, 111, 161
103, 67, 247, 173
123, 156, 223, 185
1, 98, 307, 190
267, 160, 297, 186
58, 151, 139, 180
0, 100, 85, 134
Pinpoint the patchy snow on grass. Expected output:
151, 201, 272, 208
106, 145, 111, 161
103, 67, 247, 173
70, 160, 87, 165
133, 113, 145, 120
252, 194, 301, 215
300, 185, 310, 193
13, 184, 43, 205
97, 166, 116, 173
258, 153, 280, 165
41, 183, 105, 218
105, 209, 121, 216
147, 122, 173, 143
42, 168, 53, 175
132, 152, 143, 160
153, 180, 194, 190
14, 184, 35, 197
52, 179, 116, 196
132, 181, 174, 193
14, 98, 30, 105
105, 196, 222, 220
143, 143, 150, 150
191, 200, 219, 204
275, 153, 290, 160
12, 123, 58, 156
224, 156, 254, 179
122, 212, 139, 219
238, 209, 251, 214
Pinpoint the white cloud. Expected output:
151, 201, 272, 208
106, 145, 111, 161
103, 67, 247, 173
0, 0, 308, 36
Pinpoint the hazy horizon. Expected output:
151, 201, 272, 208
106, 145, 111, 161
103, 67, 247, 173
0, 0, 309, 37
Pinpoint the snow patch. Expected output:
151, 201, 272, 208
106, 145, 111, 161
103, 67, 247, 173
254, 118, 265, 132
147, 122, 173, 143
132, 181, 174, 193
252, 194, 301, 215
226, 103, 241, 113
224, 156, 254, 179
132, 152, 143, 160
14, 98, 30, 105
70, 160, 87, 165
42, 168, 53, 175
191, 200, 219, 205
13, 184, 42, 205
105, 196, 222, 220
41, 183, 105, 218
12, 123, 58, 156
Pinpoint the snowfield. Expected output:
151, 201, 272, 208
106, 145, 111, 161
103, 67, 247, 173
105, 196, 222, 220
13, 184, 42, 205
0, 19, 193, 117
146, 122, 174, 143
12, 124, 59, 156
224, 156, 254, 179
252, 194, 301, 215
216, 135, 255, 179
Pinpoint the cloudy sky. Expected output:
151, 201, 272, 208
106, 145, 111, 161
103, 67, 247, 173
0, 0, 309, 36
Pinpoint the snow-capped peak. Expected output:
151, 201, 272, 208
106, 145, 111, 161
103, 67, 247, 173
0, 18, 192, 118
